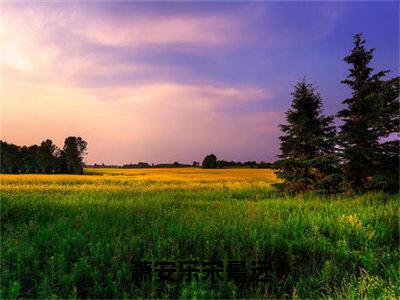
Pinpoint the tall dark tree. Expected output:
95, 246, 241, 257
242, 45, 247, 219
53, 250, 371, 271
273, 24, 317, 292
337, 33, 397, 190
277, 79, 338, 192
37, 139, 58, 173
202, 154, 217, 169
63, 136, 87, 174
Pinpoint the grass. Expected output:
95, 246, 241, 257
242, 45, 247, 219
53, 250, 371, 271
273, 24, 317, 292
1, 168, 399, 298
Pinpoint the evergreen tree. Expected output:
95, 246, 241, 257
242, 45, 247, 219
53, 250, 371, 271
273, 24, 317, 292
277, 79, 338, 192
375, 77, 399, 137
369, 77, 399, 191
338, 33, 395, 190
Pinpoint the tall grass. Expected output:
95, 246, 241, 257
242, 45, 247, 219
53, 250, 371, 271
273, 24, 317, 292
1, 169, 398, 298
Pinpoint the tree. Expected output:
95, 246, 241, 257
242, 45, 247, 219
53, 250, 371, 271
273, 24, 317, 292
369, 77, 399, 192
37, 139, 58, 173
276, 79, 338, 192
1, 141, 20, 173
57, 150, 68, 174
1, 137, 89, 174
20, 145, 39, 173
63, 137, 87, 174
375, 77, 399, 137
137, 162, 150, 168
258, 161, 272, 169
202, 154, 217, 169
337, 33, 395, 190
192, 161, 199, 167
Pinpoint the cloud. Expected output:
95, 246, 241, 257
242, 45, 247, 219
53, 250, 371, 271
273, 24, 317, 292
1, 2, 343, 89
1, 2, 343, 163
77, 14, 246, 48
1, 78, 278, 163
99, 82, 271, 111
1, 4, 247, 79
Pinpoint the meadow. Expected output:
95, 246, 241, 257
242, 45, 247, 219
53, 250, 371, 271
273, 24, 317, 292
1, 168, 399, 299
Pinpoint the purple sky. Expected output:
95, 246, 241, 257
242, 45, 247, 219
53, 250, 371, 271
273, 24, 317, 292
1, 1, 399, 164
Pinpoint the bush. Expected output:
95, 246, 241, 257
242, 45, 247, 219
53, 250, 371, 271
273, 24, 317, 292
367, 173, 399, 193
315, 173, 353, 194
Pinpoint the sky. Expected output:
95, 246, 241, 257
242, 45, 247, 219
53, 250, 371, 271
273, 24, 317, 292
1, 1, 398, 164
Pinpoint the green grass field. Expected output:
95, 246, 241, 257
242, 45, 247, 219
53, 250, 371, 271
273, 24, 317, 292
1, 168, 399, 298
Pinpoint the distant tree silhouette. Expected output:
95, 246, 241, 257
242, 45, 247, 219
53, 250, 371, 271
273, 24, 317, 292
1, 141, 20, 173
258, 161, 272, 169
338, 34, 398, 191
192, 161, 200, 167
63, 137, 87, 174
20, 145, 39, 173
172, 161, 179, 168
202, 154, 217, 169
57, 150, 69, 174
1, 137, 87, 174
37, 139, 58, 173
137, 162, 150, 168
276, 79, 339, 193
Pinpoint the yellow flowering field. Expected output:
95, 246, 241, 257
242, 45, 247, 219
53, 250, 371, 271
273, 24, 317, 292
1, 168, 398, 299
0, 168, 278, 192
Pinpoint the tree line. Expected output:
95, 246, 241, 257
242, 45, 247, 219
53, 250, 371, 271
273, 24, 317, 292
87, 159, 272, 169
276, 34, 399, 193
87, 162, 192, 168
201, 154, 272, 169
0, 137, 87, 174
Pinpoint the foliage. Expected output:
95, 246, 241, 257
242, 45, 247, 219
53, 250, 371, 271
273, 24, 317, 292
62, 137, 88, 174
276, 34, 399, 194
202, 153, 217, 168
0, 141, 20, 173
199, 154, 271, 169
368, 140, 399, 192
37, 139, 58, 174
0, 137, 87, 174
338, 33, 399, 191
277, 80, 338, 193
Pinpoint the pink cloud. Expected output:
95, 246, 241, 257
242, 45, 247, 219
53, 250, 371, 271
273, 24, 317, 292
77, 14, 247, 47
1, 80, 278, 163
1, 3, 285, 163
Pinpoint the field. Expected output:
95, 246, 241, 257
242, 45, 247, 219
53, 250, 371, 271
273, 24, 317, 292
1, 168, 399, 298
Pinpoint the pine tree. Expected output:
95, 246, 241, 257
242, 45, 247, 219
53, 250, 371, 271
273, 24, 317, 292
338, 33, 392, 190
370, 77, 400, 192
277, 79, 337, 192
